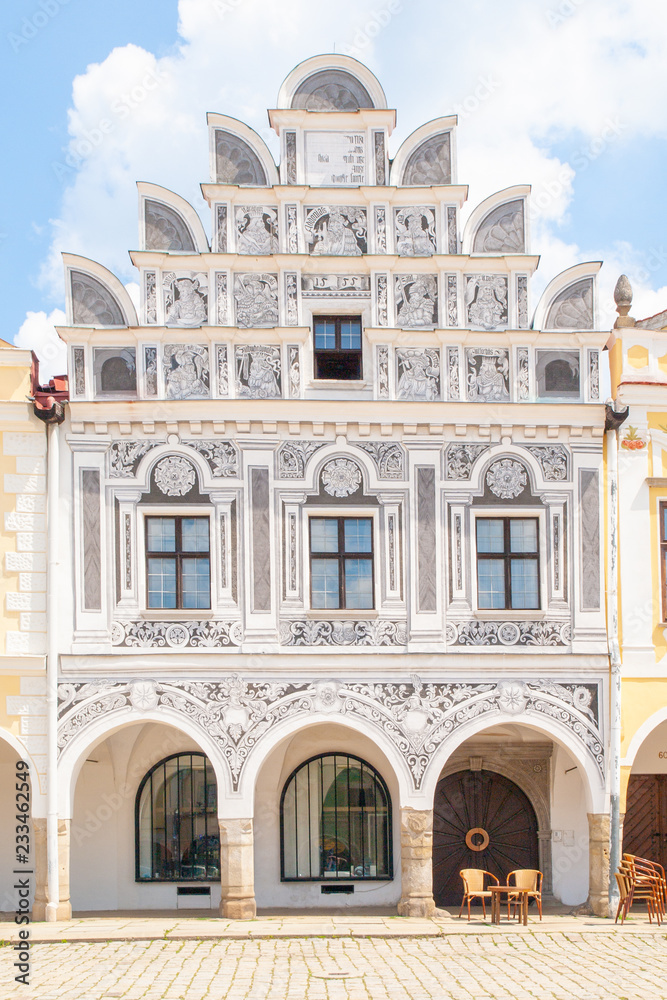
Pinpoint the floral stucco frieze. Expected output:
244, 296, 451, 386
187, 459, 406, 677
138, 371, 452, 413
57, 675, 603, 792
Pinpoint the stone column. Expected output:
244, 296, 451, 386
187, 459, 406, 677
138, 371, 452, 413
32, 818, 72, 921
397, 807, 436, 917
587, 812, 610, 917
219, 818, 256, 919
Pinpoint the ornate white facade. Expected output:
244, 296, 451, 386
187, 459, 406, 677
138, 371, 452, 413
45, 55, 611, 918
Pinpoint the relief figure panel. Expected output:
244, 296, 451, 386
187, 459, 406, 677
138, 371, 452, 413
235, 206, 279, 254
163, 271, 208, 327
465, 274, 508, 330
396, 348, 440, 401
304, 206, 367, 256
163, 344, 210, 400
235, 345, 282, 399
395, 274, 437, 328
465, 348, 510, 402
394, 207, 436, 256
234, 273, 279, 328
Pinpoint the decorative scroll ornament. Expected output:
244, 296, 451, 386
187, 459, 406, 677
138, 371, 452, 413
444, 443, 488, 480
355, 441, 405, 479
280, 620, 408, 647
57, 674, 603, 791
154, 456, 196, 496
108, 440, 162, 478
525, 445, 569, 482
321, 458, 361, 497
277, 440, 325, 479
181, 440, 238, 477
486, 458, 527, 499
448, 620, 571, 647
110, 620, 243, 649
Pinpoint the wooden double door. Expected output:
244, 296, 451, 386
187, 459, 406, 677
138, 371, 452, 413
623, 774, 667, 869
432, 769, 540, 908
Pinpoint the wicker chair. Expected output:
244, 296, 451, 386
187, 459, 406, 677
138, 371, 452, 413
458, 868, 499, 920
506, 869, 543, 920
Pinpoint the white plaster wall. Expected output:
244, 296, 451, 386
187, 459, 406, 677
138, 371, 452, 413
632, 720, 667, 773
550, 744, 589, 906
253, 723, 402, 910
0, 740, 33, 912
70, 723, 220, 912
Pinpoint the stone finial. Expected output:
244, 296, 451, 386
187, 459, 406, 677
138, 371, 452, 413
613, 274, 635, 328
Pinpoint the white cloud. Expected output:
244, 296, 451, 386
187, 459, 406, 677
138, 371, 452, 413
14, 309, 67, 380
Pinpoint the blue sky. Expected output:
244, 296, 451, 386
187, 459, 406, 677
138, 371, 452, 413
4, 0, 667, 375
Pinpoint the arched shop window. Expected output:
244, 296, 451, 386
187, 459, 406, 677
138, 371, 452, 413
135, 753, 219, 881
280, 753, 392, 881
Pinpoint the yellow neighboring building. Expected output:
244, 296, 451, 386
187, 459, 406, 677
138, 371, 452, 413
609, 277, 667, 873
0, 341, 49, 915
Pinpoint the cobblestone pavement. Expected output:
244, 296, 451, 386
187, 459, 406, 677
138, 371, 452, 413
2, 933, 667, 1000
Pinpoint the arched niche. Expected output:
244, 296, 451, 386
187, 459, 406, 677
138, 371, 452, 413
292, 69, 374, 111
473, 199, 525, 253
277, 54, 387, 111
138, 182, 209, 253
532, 263, 601, 331
390, 118, 457, 187
461, 186, 530, 255
215, 130, 267, 185
207, 115, 278, 187
144, 200, 195, 252
64, 254, 138, 328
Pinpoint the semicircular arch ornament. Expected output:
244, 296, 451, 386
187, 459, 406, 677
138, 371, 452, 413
292, 69, 374, 110
401, 133, 452, 186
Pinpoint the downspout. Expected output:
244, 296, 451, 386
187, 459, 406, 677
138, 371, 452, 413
33, 395, 65, 921
605, 400, 628, 914
45, 420, 60, 920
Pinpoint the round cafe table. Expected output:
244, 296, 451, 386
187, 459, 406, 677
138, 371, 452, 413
489, 885, 529, 925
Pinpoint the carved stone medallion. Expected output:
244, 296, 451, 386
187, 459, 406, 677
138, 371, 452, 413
153, 456, 196, 497
486, 459, 527, 499
321, 458, 362, 497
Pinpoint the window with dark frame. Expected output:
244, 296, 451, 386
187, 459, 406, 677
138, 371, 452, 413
280, 753, 392, 881
135, 752, 219, 882
309, 516, 373, 610
313, 316, 362, 380
661, 502, 667, 622
476, 517, 540, 610
145, 516, 210, 609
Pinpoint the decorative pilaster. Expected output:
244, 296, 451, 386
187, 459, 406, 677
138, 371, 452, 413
397, 807, 435, 917
587, 812, 610, 917
219, 818, 256, 919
